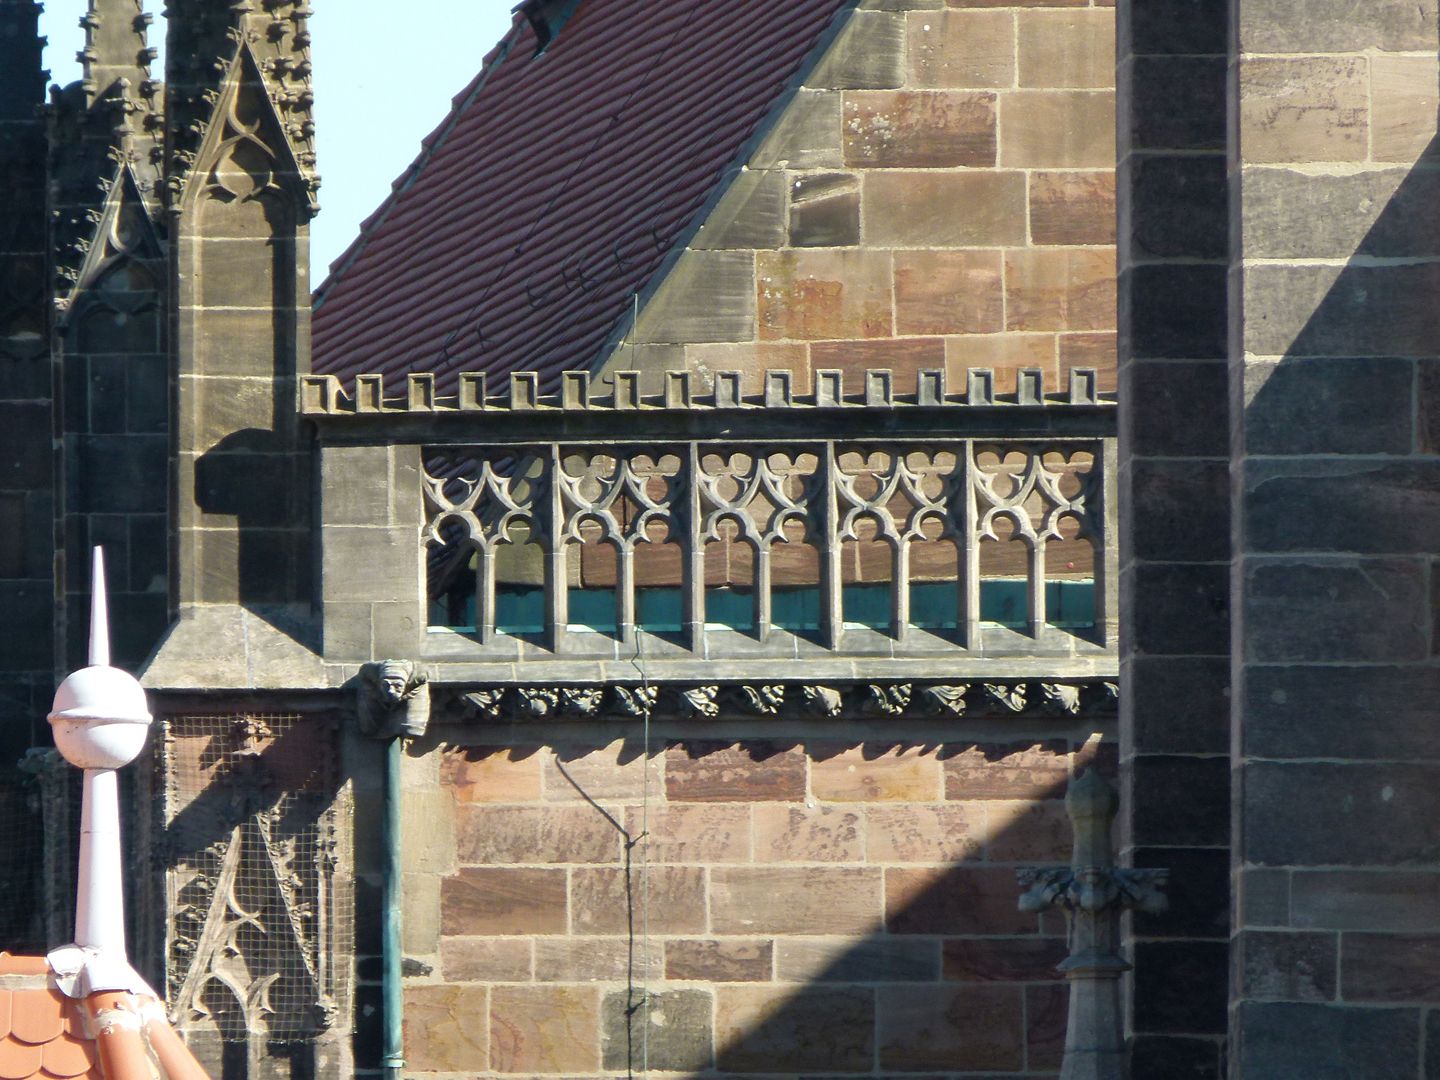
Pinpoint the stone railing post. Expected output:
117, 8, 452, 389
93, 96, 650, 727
1018, 770, 1167, 1080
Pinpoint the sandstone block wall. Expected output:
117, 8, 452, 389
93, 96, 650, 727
612, 0, 1118, 398
383, 726, 1118, 1077
1230, 0, 1440, 1073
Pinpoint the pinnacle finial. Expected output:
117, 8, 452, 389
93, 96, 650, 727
88, 546, 110, 669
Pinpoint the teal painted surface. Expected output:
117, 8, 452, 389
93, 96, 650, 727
432, 580, 1096, 633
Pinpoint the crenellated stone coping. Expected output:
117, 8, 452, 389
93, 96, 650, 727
299, 367, 1113, 416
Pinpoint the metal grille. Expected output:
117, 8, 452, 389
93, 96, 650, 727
160, 713, 348, 1068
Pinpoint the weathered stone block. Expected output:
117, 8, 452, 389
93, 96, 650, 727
1031, 170, 1115, 245
864, 170, 1026, 246
634, 250, 755, 344
1130, 755, 1229, 847
1242, 665, 1440, 761
1127, 656, 1229, 756
986, 800, 1071, 861
1238, 0, 1437, 53
999, 91, 1116, 168
907, 10, 1013, 88
843, 90, 996, 167
1127, 458, 1229, 563
877, 984, 1024, 1070
751, 90, 843, 169
405, 985, 487, 1072
865, 804, 982, 862
1248, 263, 1440, 359
1126, 154, 1226, 258
1241, 167, 1440, 260
665, 741, 806, 801
197, 237, 278, 308
624, 803, 750, 863
1005, 248, 1115, 332
534, 937, 660, 982
1126, 562, 1228, 656
1119, 360, 1226, 459
1243, 558, 1428, 663
1292, 871, 1440, 932
572, 865, 706, 934
1124, 56, 1226, 154
440, 937, 533, 982
943, 937, 1066, 981
942, 741, 1070, 801
1239, 57, 1368, 165
441, 867, 566, 935
809, 11, 905, 89
754, 804, 863, 862
1237, 930, 1337, 1002
789, 172, 860, 247
886, 866, 1039, 935
454, 805, 621, 865
692, 168, 787, 250
894, 250, 1002, 335
666, 939, 773, 982
715, 986, 875, 1072
1123, 0, 1226, 55
1244, 762, 1440, 867
1121, 263, 1227, 359
1060, 330, 1116, 389
1018, 10, 1115, 88
810, 744, 942, 801
712, 867, 882, 934
1342, 935, 1440, 1001
757, 248, 892, 341
442, 745, 544, 803
1372, 55, 1439, 164
1236, 1002, 1420, 1077
1246, 460, 1440, 560
319, 444, 392, 526
602, 988, 713, 1072
490, 985, 601, 1074
776, 937, 940, 982
543, 741, 652, 801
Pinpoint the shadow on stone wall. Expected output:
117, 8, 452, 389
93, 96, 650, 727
374, 731, 1135, 1078
1232, 31, 1440, 1076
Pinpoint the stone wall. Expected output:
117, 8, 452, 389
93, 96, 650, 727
1115, 0, 1231, 1075
608, 0, 1117, 399
1230, 0, 1440, 1074
388, 724, 1117, 1077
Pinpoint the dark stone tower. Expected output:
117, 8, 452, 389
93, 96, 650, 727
0, 0, 56, 758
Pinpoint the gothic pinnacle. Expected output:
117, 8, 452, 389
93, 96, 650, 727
80, 0, 155, 109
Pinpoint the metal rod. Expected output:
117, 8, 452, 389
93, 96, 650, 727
382, 736, 404, 1079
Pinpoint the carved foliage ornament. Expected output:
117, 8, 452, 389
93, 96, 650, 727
443, 680, 1118, 724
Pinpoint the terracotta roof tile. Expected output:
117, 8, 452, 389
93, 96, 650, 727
0, 1035, 43, 1080
0, 960, 206, 1080
9, 987, 67, 1046
39, 1028, 95, 1079
313, 0, 851, 393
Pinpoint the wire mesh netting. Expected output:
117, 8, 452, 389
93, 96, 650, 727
160, 713, 349, 1058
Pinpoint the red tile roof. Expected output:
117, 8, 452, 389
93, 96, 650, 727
312, 0, 852, 394
0, 955, 208, 1080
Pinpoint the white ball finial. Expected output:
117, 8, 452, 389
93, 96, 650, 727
47, 547, 152, 770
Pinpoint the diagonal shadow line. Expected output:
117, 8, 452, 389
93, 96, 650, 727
423, 730, 1120, 1078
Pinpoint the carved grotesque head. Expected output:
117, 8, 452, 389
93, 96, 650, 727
377, 660, 416, 704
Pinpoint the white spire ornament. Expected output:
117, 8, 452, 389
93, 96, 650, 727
47, 547, 154, 981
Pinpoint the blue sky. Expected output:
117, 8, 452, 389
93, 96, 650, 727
39, 1, 515, 282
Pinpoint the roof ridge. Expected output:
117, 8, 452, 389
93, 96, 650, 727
313, 16, 524, 307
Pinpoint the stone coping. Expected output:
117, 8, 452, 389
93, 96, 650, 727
300, 366, 1114, 417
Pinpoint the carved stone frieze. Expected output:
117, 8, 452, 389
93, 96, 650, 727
440, 678, 1118, 724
